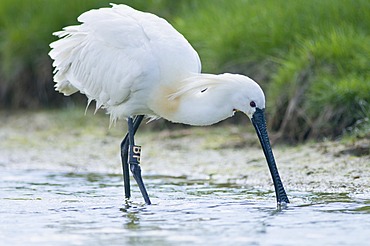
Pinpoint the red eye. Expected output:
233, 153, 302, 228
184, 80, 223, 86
250, 101, 256, 107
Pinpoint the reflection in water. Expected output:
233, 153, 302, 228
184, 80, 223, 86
120, 201, 145, 230
1, 169, 370, 245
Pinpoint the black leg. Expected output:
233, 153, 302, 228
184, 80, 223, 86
120, 115, 144, 201
127, 117, 151, 205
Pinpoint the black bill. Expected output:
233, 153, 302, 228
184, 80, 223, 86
251, 108, 290, 204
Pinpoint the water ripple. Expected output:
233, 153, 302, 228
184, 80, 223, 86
1, 169, 370, 245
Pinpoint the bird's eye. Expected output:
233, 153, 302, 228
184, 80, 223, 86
250, 101, 256, 108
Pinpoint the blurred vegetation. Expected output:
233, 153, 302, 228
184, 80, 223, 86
0, 0, 181, 108
0, 0, 369, 142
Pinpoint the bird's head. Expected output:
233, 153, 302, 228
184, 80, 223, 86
229, 74, 265, 119
229, 74, 266, 119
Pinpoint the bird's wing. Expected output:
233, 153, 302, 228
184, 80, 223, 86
49, 4, 201, 113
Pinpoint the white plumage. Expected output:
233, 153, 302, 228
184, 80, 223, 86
49, 4, 290, 205
49, 4, 264, 126
50, 4, 199, 122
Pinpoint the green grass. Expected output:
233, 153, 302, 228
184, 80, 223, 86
0, 0, 369, 142
174, 0, 369, 72
0, 0, 177, 108
268, 25, 369, 141
173, 0, 369, 141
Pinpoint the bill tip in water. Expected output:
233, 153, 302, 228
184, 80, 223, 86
277, 201, 289, 210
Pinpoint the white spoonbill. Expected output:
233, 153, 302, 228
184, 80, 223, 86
49, 4, 289, 205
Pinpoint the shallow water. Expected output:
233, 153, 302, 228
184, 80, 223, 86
1, 169, 370, 246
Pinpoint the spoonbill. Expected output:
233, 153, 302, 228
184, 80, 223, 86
49, 4, 289, 205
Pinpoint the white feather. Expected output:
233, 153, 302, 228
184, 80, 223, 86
48, 4, 289, 205
49, 4, 201, 122
49, 4, 264, 126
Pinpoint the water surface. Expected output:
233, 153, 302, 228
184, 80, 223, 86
1, 169, 369, 246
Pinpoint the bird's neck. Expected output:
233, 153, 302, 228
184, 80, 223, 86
149, 73, 236, 126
